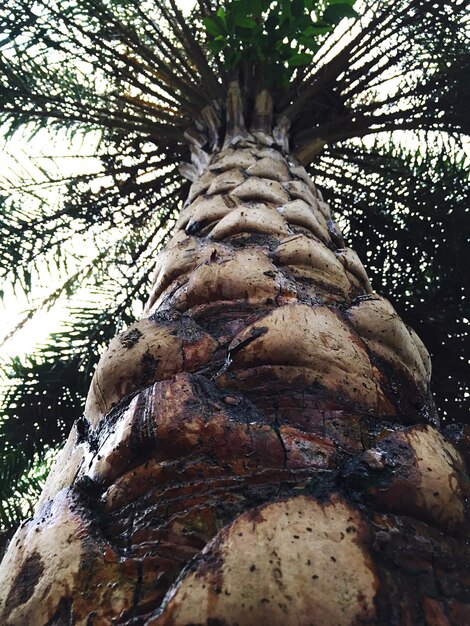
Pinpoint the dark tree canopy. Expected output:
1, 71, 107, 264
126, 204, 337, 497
0, 0, 468, 540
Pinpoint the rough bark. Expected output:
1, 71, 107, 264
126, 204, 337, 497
0, 86, 469, 625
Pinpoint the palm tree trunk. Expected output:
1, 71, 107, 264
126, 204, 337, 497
0, 84, 469, 626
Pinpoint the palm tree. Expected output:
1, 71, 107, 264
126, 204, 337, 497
0, 0, 469, 623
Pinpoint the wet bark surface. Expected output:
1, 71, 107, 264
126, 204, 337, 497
0, 89, 468, 625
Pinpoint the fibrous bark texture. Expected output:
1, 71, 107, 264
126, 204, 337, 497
1, 88, 469, 625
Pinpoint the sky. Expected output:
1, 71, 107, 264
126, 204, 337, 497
0, 130, 102, 360
0, 0, 197, 363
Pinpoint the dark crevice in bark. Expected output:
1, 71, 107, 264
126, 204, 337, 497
274, 424, 288, 469
94, 390, 142, 437
129, 559, 143, 621
371, 354, 439, 427
44, 597, 73, 626
4, 550, 44, 612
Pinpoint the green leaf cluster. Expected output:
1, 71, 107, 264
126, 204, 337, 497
203, 0, 358, 87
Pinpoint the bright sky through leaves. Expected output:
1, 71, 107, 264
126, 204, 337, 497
0, 0, 197, 359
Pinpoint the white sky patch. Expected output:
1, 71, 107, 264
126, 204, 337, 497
176, 0, 197, 15
0, 126, 103, 361
0, 0, 197, 363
